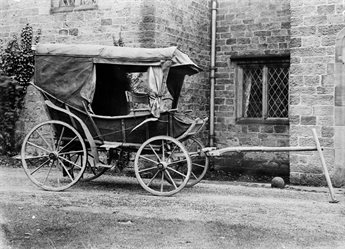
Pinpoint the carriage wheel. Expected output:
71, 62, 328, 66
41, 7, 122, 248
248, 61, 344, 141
21, 120, 87, 191
80, 149, 109, 181
182, 137, 209, 187
134, 136, 191, 196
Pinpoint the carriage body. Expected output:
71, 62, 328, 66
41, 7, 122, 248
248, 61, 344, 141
44, 97, 205, 146
21, 43, 209, 196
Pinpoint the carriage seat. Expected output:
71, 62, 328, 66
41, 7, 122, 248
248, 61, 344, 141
125, 91, 151, 115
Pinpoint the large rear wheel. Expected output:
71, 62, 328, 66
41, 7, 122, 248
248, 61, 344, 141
134, 136, 191, 196
182, 137, 209, 187
21, 120, 87, 191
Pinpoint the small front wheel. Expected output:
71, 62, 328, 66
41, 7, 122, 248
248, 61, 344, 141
134, 136, 191, 196
21, 120, 87, 191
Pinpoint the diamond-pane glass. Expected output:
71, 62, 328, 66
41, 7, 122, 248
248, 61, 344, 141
243, 67, 263, 118
267, 66, 289, 118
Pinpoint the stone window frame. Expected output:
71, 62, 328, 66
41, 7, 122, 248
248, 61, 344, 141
233, 55, 290, 125
51, 0, 98, 14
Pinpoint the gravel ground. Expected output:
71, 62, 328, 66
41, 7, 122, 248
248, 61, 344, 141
0, 164, 345, 249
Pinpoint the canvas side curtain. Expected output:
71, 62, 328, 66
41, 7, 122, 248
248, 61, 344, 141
147, 66, 173, 117
35, 56, 96, 110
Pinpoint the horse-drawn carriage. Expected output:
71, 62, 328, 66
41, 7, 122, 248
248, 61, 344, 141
21, 43, 209, 196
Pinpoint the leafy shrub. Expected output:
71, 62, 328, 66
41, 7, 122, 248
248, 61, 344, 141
0, 24, 41, 155
0, 24, 40, 85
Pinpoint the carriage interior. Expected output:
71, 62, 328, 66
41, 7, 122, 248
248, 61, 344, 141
89, 64, 187, 118
91, 64, 153, 117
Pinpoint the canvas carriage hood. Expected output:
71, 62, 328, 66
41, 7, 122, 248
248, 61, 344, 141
34, 43, 201, 115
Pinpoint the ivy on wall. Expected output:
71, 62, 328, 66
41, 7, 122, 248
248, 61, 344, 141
0, 24, 41, 155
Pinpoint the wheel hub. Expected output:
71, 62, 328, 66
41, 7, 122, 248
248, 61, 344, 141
157, 162, 168, 170
48, 152, 58, 160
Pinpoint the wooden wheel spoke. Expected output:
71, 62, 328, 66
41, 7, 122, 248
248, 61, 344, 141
49, 123, 57, 151
139, 155, 158, 164
166, 144, 179, 162
43, 160, 54, 184
24, 154, 49, 160
149, 144, 161, 161
190, 171, 198, 180
56, 126, 65, 151
160, 171, 164, 192
35, 130, 53, 151
161, 140, 165, 161
30, 158, 51, 175
138, 166, 157, 173
58, 159, 74, 182
58, 136, 78, 153
89, 165, 97, 175
166, 166, 187, 178
59, 150, 85, 156
168, 158, 187, 165
27, 141, 52, 154
164, 170, 178, 189
192, 162, 205, 168
72, 154, 80, 164
146, 170, 160, 187
58, 156, 82, 169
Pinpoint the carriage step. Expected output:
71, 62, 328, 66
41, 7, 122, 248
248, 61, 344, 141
100, 141, 142, 149
96, 163, 113, 168
100, 142, 123, 149
12, 155, 21, 160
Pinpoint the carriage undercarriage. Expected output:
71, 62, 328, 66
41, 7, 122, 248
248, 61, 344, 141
21, 105, 209, 196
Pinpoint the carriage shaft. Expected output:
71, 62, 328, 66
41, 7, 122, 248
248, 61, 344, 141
203, 146, 317, 157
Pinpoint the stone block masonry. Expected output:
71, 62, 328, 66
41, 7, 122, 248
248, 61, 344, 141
215, 0, 291, 179
290, 0, 344, 186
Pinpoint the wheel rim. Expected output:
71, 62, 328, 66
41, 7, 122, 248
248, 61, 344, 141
21, 120, 87, 191
182, 137, 209, 187
134, 136, 191, 196
80, 149, 109, 181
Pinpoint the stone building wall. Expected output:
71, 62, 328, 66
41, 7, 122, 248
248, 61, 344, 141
214, 0, 291, 179
0, 0, 210, 145
289, 0, 345, 186
152, 0, 210, 132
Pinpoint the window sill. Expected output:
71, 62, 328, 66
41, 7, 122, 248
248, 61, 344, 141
236, 118, 289, 125
51, 5, 98, 14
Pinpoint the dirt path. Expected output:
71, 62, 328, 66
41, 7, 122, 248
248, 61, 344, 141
1, 167, 345, 249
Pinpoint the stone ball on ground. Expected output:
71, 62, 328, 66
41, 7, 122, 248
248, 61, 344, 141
271, 177, 285, 189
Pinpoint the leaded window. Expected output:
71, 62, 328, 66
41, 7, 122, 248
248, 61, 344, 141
51, 0, 98, 13
58, 0, 97, 7
236, 58, 289, 123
